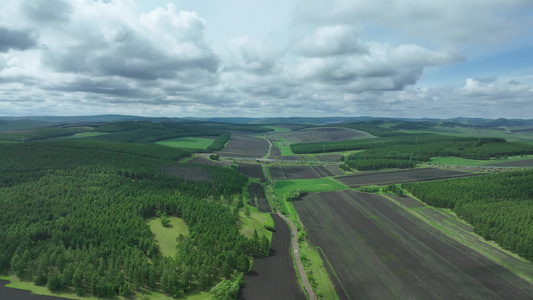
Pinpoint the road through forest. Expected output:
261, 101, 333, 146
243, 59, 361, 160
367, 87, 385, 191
262, 136, 317, 300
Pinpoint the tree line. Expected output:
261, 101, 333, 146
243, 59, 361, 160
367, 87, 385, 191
403, 170, 533, 260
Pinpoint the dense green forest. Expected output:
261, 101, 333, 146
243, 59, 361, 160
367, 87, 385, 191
0, 141, 267, 298
0, 121, 273, 143
403, 170, 533, 260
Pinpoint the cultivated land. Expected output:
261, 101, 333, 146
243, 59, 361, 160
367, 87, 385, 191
266, 127, 370, 144
269, 166, 324, 180
155, 136, 215, 149
219, 134, 269, 158
185, 155, 234, 167
294, 190, 533, 299
488, 158, 533, 167
238, 214, 306, 300
336, 167, 481, 187
237, 163, 266, 181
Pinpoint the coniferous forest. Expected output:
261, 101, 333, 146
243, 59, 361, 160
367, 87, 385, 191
403, 170, 533, 260
0, 140, 263, 298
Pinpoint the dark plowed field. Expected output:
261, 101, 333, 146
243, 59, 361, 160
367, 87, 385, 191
275, 155, 299, 161
269, 166, 322, 180
294, 191, 533, 299
487, 159, 533, 167
336, 168, 481, 187
238, 214, 305, 300
267, 127, 367, 144
0, 280, 64, 300
237, 163, 266, 181
269, 143, 282, 157
315, 154, 343, 162
247, 183, 271, 213
219, 135, 269, 158
324, 164, 345, 176
186, 156, 233, 167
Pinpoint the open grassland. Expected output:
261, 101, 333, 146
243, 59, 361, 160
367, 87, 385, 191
1, 278, 83, 300
219, 134, 269, 158
294, 190, 533, 299
147, 217, 189, 257
238, 214, 306, 300
238, 209, 273, 240
274, 178, 348, 203
336, 168, 482, 187
430, 155, 533, 166
155, 136, 214, 149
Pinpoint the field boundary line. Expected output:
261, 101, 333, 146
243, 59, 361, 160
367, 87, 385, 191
316, 247, 351, 300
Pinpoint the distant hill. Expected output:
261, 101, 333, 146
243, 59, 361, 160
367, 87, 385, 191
2, 115, 533, 128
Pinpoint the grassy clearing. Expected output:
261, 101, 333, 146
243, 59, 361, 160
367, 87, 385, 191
0, 275, 96, 299
54, 132, 109, 139
146, 216, 189, 257
239, 207, 274, 241
264, 126, 291, 133
272, 140, 295, 155
155, 137, 214, 149
430, 155, 533, 166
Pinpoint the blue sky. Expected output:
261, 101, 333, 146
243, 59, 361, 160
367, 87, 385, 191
0, 0, 532, 119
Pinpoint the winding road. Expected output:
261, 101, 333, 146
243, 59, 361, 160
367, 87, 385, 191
261, 136, 317, 300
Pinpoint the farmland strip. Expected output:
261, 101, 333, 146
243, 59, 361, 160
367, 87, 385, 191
294, 190, 533, 299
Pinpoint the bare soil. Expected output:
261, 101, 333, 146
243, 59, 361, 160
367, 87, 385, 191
269, 166, 322, 180
219, 134, 269, 158
237, 163, 266, 182
294, 190, 533, 299
336, 168, 482, 187
487, 159, 533, 167
238, 214, 305, 300
267, 127, 368, 144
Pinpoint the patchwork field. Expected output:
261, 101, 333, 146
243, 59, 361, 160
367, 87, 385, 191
336, 168, 481, 187
238, 214, 305, 300
237, 163, 266, 181
294, 190, 533, 299
219, 134, 269, 158
266, 127, 370, 144
247, 183, 271, 213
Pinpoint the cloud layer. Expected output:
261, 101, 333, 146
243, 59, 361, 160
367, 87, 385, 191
0, 0, 532, 118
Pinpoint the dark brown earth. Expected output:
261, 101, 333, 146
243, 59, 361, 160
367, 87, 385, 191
269, 166, 322, 180
336, 168, 482, 187
237, 163, 266, 181
294, 190, 533, 300
238, 214, 305, 300
219, 134, 269, 158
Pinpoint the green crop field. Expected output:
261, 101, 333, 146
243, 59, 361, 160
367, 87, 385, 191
274, 178, 348, 206
155, 137, 214, 149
